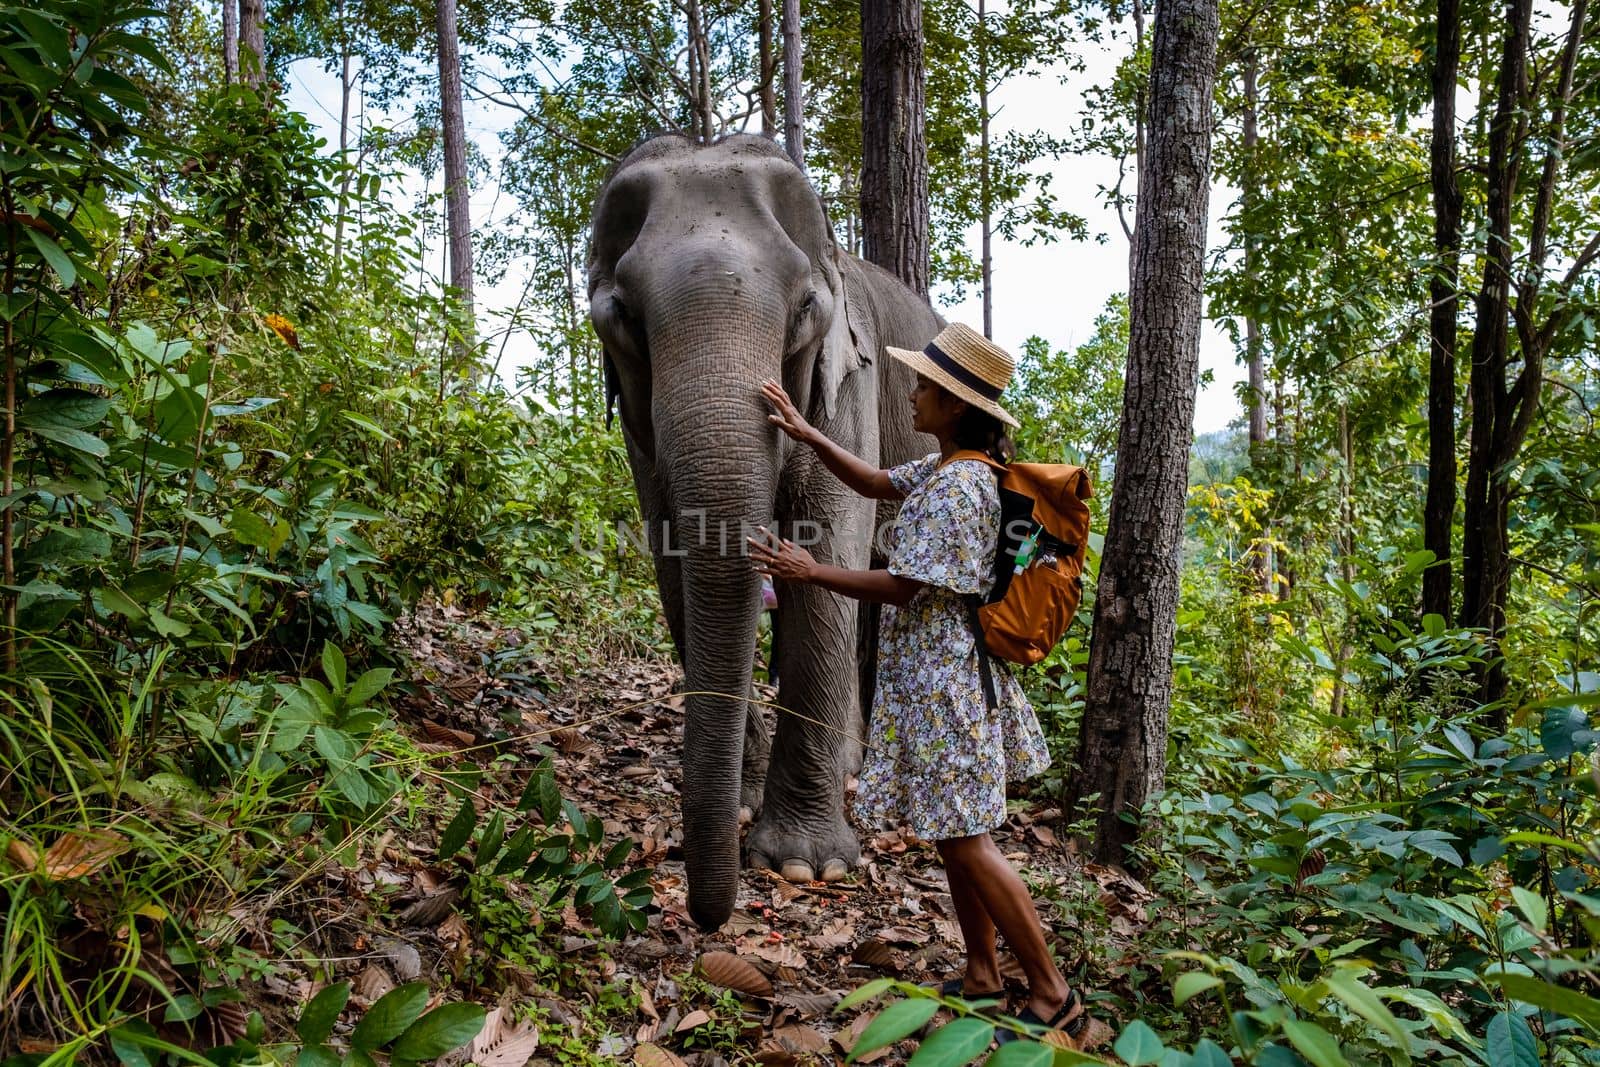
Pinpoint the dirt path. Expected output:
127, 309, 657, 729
314, 606, 1139, 1064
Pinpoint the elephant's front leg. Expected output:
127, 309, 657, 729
746, 532, 866, 883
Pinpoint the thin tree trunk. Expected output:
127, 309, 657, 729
437, 0, 475, 385
1423, 0, 1462, 623
759, 0, 777, 137
1460, 0, 1529, 712
1242, 45, 1270, 593
331, 25, 354, 277
222, 0, 239, 84
1067, 0, 1219, 864
979, 0, 993, 337
1330, 404, 1356, 719
686, 0, 714, 141
1127, 0, 1147, 284
861, 0, 929, 297
782, 0, 805, 168
239, 0, 265, 87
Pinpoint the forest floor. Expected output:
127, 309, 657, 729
273, 604, 1141, 1064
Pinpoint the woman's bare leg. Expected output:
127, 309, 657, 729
936, 839, 1002, 994
938, 833, 1072, 1021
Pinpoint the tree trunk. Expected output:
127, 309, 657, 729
1460, 0, 1529, 711
782, 0, 805, 168
436, 0, 475, 381
979, 0, 992, 337
222, 0, 239, 84
1067, 0, 1219, 865
1423, 0, 1462, 622
239, 0, 265, 87
861, 0, 929, 297
759, 0, 777, 137
686, 0, 714, 142
1242, 45, 1271, 593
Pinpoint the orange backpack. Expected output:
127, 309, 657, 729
940, 451, 1094, 705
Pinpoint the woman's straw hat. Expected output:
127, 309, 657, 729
886, 323, 1019, 428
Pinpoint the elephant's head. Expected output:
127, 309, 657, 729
587, 135, 866, 929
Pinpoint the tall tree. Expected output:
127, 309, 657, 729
860, 0, 929, 296
1067, 0, 1220, 863
783, 0, 806, 167
222, 0, 239, 83
240, 0, 265, 86
436, 0, 475, 373
1460, 0, 1592, 708
760, 0, 777, 136
1422, 0, 1462, 622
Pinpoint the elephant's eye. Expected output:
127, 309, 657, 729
797, 291, 817, 316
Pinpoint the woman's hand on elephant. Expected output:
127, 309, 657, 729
761, 380, 815, 444
748, 526, 817, 583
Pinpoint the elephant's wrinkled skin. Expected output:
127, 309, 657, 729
587, 134, 939, 930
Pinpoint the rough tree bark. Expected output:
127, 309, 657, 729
861, 0, 929, 297
782, 0, 805, 168
239, 0, 265, 87
979, 0, 992, 336
222, 0, 239, 84
1242, 44, 1272, 593
686, 0, 714, 141
436, 0, 475, 378
1461, 0, 1589, 712
1066, 0, 1219, 864
760, 0, 777, 137
1423, 0, 1462, 623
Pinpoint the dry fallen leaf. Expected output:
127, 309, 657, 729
633, 1043, 687, 1067
470, 1007, 540, 1067
41, 830, 128, 880
697, 951, 774, 998
747, 941, 805, 969
673, 1009, 712, 1033
850, 939, 902, 972
355, 964, 395, 1001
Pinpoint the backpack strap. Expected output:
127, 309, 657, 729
964, 594, 998, 712
944, 449, 1004, 711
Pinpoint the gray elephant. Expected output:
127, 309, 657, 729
587, 134, 941, 930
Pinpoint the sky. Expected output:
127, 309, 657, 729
285, 28, 1246, 436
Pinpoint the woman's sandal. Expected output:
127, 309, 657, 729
924, 977, 1006, 1001
992, 987, 1088, 1045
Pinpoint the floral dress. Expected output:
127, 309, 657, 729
852, 453, 1051, 841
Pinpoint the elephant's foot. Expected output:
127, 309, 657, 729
746, 813, 860, 884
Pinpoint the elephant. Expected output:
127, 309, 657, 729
587, 133, 942, 931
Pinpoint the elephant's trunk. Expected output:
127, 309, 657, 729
653, 328, 783, 930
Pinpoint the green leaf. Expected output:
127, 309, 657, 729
590, 885, 624, 935
1541, 705, 1591, 760
1189, 1039, 1233, 1067
351, 982, 429, 1050
148, 607, 191, 638
27, 423, 108, 457
1509, 887, 1547, 933
25, 227, 75, 287
906, 1017, 995, 1066
230, 508, 276, 550
477, 812, 506, 869
604, 836, 635, 868
1281, 1019, 1348, 1067
1173, 972, 1223, 1007
848, 998, 941, 1062
1486, 1011, 1538, 1067
18, 389, 110, 430
982, 1044, 1054, 1067
294, 1045, 340, 1067
322, 641, 348, 693
837, 978, 895, 1011
1324, 970, 1409, 1054
314, 725, 357, 764
99, 583, 147, 621
297, 982, 351, 1045
437, 798, 477, 862
1112, 1020, 1165, 1065
347, 668, 394, 707
1492, 973, 1600, 1035
390, 1002, 485, 1060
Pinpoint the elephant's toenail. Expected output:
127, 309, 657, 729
819, 859, 849, 882
780, 859, 815, 883
739, 806, 754, 826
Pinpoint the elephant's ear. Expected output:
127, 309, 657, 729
814, 248, 868, 421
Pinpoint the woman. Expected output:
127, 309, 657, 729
748, 323, 1086, 1044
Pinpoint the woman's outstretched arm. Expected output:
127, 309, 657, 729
749, 528, 922, 606
762, 380, 904, 501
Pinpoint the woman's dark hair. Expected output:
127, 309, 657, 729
953, 405, 1016, 464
